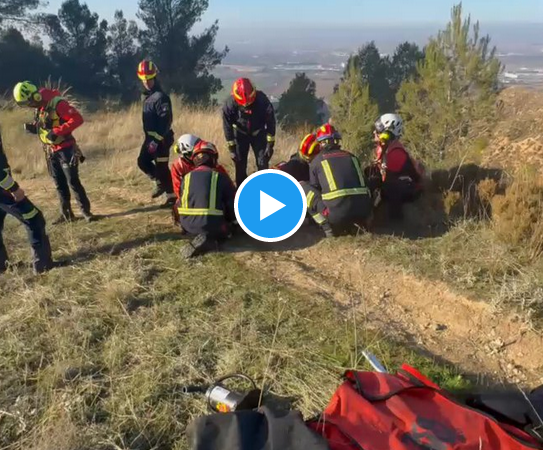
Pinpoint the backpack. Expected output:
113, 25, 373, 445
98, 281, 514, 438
308, 365, 543, 450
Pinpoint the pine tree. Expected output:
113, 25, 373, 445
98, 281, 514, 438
397, 3, 502, 163
277, 73, 320, 131
0, 28, 53, 92
389, 42, 425, 93
347, 41, 394, 114
331, 62, 379, 158
138, 0, 228, 104
0, 0, 42, 25
44, 0, 109, 96
107, 10, 140, 102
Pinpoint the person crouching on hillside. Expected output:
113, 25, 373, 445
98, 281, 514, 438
13, 81, 94, 224
366, 114, 425, 221
177, 141, 236, 258
137, 60, 176, 208
171, 134, 233, 226
273, 133, 321, 183
308, 124, 372, 237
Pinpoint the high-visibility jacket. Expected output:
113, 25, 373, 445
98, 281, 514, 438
222, 91, 276, 146
309, 148, 372, 224
171, 158, 232, 200
274, 153, 310, 182
142, 83, 173, 145
178, 165, 236, 236
35, 89, 83, 151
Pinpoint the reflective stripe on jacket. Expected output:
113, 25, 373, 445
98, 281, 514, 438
309, 148, 372, 224
177, 166, 236, 236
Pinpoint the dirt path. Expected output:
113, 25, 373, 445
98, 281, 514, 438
231, 237, 543, 388
22, 175, 543, 387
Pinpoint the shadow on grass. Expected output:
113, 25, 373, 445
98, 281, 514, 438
100, 204, 164, 219
59, 232, 183, 265
223, 226, 323, 254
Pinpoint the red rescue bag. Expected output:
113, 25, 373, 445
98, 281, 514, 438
308, 365, 543, 450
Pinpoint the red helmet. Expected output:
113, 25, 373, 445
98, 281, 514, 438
137, 60, 158, 81
192, 140, 219, 158
299, 133, 320, 162
232, 78, 257, 107
316, 124, 341, 143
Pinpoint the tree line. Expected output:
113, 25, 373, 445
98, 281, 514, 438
0, 0, 227, 103
277, 3, 503, 164
1, 1, 503, 164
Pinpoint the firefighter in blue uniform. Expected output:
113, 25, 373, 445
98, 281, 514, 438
222, 78, 276, 187
308, 124, 373, 237
0, 129, 53, 274
137, 60, 176, 207
178, 141, 236, 258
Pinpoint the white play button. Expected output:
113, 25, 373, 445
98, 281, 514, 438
260, 190, 286, 221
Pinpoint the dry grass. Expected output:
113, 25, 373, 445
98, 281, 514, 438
491, 168, 543, 260
0, 103, 472, 450
0, 216, 469, 450
369, 163, 543, 320
1, 96, 541, 449
1, 96, 299, 187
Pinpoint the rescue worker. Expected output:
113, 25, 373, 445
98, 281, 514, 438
308, 124, 372, 237
171, 134, 232, 199
222, 78, 276, 187
137, 60, 176, 208
13, 81, 94, 224
177, 141, 236, 258
273, 133, 320, 182
367, 113, 424, 220
0, 128, 53, 274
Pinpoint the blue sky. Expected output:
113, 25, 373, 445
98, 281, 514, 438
44, 0, 543, 27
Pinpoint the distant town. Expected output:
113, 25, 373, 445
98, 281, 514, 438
213, 23, 543, 102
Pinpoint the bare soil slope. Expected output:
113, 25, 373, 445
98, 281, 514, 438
484, 87, 543, 172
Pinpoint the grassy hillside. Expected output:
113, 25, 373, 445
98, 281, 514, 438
1, 89, 542, 449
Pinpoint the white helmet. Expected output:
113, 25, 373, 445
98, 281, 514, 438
174, 134, 201, 158
375, 113, 403, 138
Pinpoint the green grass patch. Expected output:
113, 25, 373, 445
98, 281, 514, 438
0, 233, 470, 450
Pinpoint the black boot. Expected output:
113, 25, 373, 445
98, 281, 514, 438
159, 196, 177, 209
180, 234, 217, 259
53, 208, 76, 225
151, 185, 166, 199
82, 211, 96, 223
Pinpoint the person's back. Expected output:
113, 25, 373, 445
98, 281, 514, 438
178, 167, 235, 237
310, 147, 371, 226
274, 133, 322, 183
274, 153, 310, 182
178, 143, 235, 239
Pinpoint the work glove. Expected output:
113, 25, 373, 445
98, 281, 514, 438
45, 131, 58, 143
227, 141, 238, 163
148, 140, 159, 155
23, 123, 37, 134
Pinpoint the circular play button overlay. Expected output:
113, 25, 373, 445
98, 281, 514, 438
235, 170, 308, 243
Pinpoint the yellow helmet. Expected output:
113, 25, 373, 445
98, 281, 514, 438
13, 81, 41, 106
